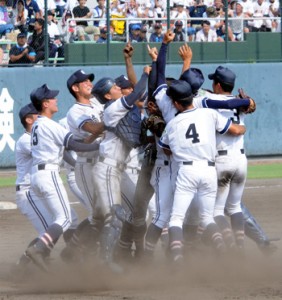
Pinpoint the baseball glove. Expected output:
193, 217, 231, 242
237, 88, 256, 114
145, 114, 166, 138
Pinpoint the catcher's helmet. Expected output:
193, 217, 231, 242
92, 77, 115, 104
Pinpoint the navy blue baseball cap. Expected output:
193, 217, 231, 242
67, 70, 95, 92
17, 32, 27, 39
208, 66, 236, 85
30, 84, 59, 102
115, 75, 133, 89
19, 103, 38, 122
92, 77, 116, 104
180, 68, 205, 92
166, 80, 193, 101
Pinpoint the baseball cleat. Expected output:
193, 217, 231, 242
26, 246, 49, 273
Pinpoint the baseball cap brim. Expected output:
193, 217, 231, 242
67, 72, 95, 91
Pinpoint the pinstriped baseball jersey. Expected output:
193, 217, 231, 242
159, 108, 232, 163
15, 132, 32, 186
31, 115, 72, 166
66, 101, 103, 158
194, 93, 245, 151
99, 96, 133, 162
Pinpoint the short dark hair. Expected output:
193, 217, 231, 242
173, 94, 194, 106
21, 113, 33, 128
202, 20, 211, 26
214, 78, 234, 93
35, 18, 44, 28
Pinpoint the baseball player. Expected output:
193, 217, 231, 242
61, 70, 105, 263
13, 103, 80, 277
143, 32, 251, 260
158, 80, 246, 262
177, 42, 278, 255
25, 84, 100, 272
91, 67, 149, 271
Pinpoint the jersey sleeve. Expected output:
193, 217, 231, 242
213, 110, 232, 134
153, 85, 177, 123
158, 126, 171, 151
103, 97, 131, 127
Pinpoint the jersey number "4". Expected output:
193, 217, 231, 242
185, 123, 200, 144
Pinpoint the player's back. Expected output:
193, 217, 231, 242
164, 107, 229, 163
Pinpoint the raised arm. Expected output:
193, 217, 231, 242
123, 42, 137, 85
178, 43, 193, 74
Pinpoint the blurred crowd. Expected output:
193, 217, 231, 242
0, 0, 280, 65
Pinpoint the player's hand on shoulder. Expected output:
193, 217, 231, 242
163, 29, 175, 44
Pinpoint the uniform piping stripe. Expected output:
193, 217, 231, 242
26, 191, 48, 230
152, 84, 167, 97
51, 171, 70, 229
78, 118, 93, 129
106, 166, 114, 208
79, 164, 94, 209
158, 140, 170, 151
152, 167, 161, 224
121, 192, 134, 214
219, 119, 232, 134
121, 96, 132, 110
64, 132, 73, 148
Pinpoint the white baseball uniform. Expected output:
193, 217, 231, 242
159, 107, 231, 248
30, 115, 73, 234
15, 131, 52, 236
67, 99, 103, 214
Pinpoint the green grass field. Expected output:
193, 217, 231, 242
0, 163, 282, 188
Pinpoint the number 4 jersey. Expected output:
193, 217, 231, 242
159, 107, 232, 163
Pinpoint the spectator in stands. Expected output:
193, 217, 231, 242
154, 0, 167, 19
36, 0, 56, 17
269, 0, 280, 32
55, 0, 66, 17
61, 9, 79, 42
28, 18, 51, 63
195, 19, 218, 41
149, 22, 164, 42
129, 22, 143, 42
136, 0, 152, 19
93, 26, 100, 41
46, 10, 64, 64
73, 0, 95, 41
126, 0, 140, 30
228, 1, 249, 41
13, 0, 28, 34
64, 0, 79, 13
170, 1, 190, 26
239, 0, 254, 19
96, 26, 108, 43
188, 0, 207, 30
8, 32, 35, 66
173, 19, 185, 41
139, 24, 148, 41
93, 0, 106, 29
24, 0, 41, 31
248, 0, 271, 32
0, 0, 14, 36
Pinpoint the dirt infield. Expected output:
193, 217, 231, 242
0, 177, 282, 300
